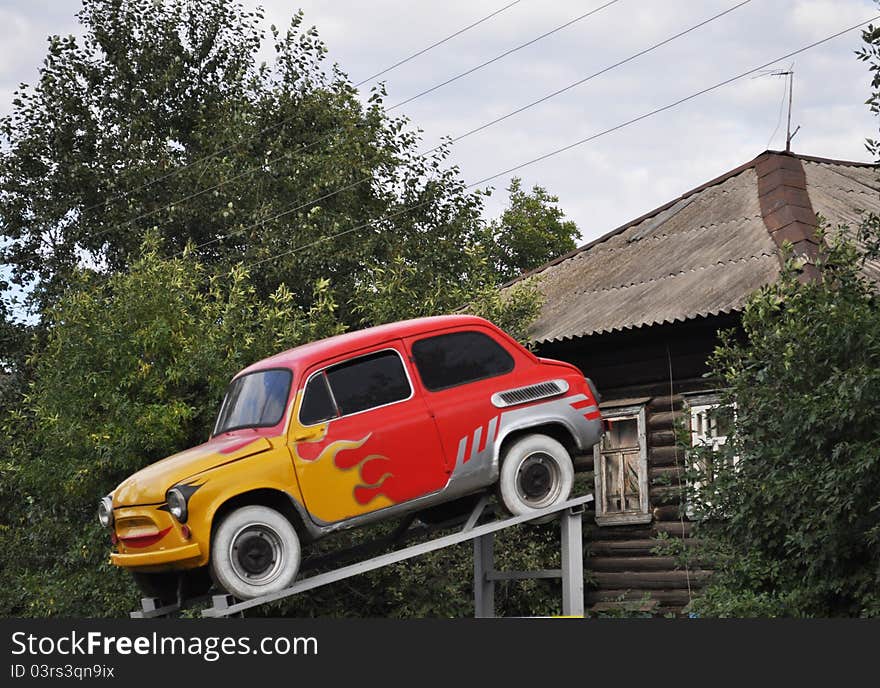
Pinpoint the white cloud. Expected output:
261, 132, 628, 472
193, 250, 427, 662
1, 0, 878, 244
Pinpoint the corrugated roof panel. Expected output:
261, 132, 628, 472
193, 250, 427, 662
517, 154, 879, 344
804, 161, 880, 284
530, 253, 781, 341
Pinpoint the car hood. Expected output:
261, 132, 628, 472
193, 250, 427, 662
112, 434, 273, 506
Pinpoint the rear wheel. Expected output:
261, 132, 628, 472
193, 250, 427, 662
210, 505, 301, 600
498, 434, 574, 522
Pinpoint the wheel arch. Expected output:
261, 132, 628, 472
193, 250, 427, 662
496, 422, 579, 466
209, 488, 314, 545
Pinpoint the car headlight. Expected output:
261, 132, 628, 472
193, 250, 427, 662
166, 488, 188, 523
98, 496, 114, 528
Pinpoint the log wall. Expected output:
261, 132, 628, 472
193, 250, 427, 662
536, 314, 740, 615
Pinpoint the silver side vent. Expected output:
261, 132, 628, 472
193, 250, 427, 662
491, 379, 569, 408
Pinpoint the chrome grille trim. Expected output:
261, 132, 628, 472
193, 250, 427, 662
490, 379, 569, 408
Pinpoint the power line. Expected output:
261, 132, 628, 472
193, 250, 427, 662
186, 0, 751, 256
234, 14, 880, 276
385, 0, 621, 112
98, 0, 624, 247
73, 1, 526, 221
447, 0, 752, 145
354, 1, 523, 86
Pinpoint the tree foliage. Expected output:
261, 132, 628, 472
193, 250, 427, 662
0, 0, 492, 323
487, 177, 579, 283
0, 0, 572, 617
683, 225, 880, 618
0, 238, 343, 616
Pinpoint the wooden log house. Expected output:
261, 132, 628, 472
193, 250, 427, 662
504, 151, 880, 614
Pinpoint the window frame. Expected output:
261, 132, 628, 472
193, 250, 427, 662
410, 328, 515, 393
297, 347, 415, 427
298, 370, 339, 426
213, 367, 293, 436
684, 393, 738, 518
593, 403, 651, 526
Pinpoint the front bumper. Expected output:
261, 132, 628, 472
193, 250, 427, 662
110, 542, 202, 570
109, 504, 207, 571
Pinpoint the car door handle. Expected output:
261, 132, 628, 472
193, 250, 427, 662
291, 426, 325, 443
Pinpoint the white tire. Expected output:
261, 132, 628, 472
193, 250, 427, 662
211, 505, 301, 600
499, 434, 574, 520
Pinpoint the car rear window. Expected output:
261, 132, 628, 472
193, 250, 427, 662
411, 330, 514, 391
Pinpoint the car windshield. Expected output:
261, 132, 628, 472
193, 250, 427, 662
214, 369, 292, 435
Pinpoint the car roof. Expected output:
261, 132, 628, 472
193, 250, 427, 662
236, 314, 503, 377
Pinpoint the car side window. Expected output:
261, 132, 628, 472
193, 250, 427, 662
325, 350, 411, 416
411, 330, 515, 392
299, 372, 337, 425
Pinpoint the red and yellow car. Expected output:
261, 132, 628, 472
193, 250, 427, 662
100, 315, 602, 600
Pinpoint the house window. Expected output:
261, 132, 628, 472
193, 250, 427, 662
594, 404, 650, 526
686, 395, 737, 516
690, 402, 733, 452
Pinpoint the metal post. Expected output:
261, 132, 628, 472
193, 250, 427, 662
474, 533, 495, 618
560, 507, 584, 617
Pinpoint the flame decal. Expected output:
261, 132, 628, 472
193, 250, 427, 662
290, 402, 396, 522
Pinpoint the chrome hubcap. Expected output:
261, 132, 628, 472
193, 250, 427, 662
229, 523, 284, 585
517, 452, 561, 507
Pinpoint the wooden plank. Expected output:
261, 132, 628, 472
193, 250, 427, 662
649, 429, 677, 446
647, 410, 681, 430
650, 485, 684, 505
652, 504, 685, 521
586, 524, 658, 541
586, 589, 695, 607
586, 520, 693, 542
649, 445, 681, 467
592, 570, 711, 590
588, 538, 698, 555
653, 521, 693, 538
650, 465, 683, 484
648, 395, 684, 411
588, 539, 664, 555
590, 599, 660, 614
587, 556, 682, 572
599, 396, 652, 409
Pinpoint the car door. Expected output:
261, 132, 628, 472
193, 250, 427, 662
289, 343, 448, 525
404, 328, 519, 474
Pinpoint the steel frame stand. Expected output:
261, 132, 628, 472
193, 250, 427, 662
131, 494, 591, 619
473, 499, 585, 617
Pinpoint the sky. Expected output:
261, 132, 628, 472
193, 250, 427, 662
1, 0, 879, 245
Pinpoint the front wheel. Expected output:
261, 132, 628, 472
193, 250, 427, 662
210, 505, 301, 600
498, 434, 574, 521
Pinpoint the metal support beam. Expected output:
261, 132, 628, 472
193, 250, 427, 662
474, 534, 495, 618
196, 494, 591, 618
560, 505, 585, 617
131, 597, 180, 619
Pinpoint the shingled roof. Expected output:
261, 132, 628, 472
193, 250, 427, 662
510, 151, 880, 344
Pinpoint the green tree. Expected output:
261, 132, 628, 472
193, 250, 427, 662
0, 0, 559, 618
0, 237, 344, 616
682, 226, 880, 618
0, 0, 491, 321
487, 177, 579, 283
672, 17, 880, 619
